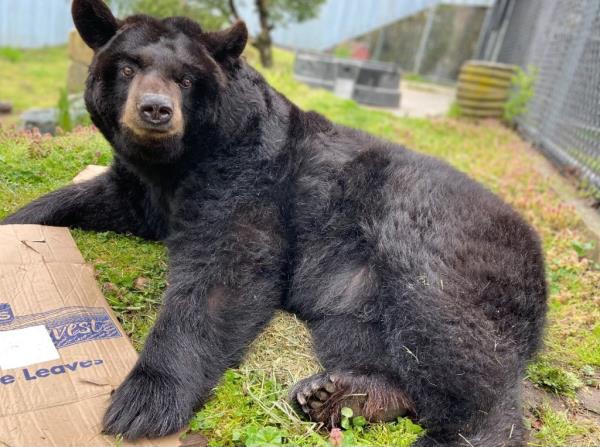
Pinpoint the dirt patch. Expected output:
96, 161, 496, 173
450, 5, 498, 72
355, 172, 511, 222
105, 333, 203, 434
578, 386, 600, 417
522, 380, 570, 416
522, 380, 600, 444
0, 112, 19, 128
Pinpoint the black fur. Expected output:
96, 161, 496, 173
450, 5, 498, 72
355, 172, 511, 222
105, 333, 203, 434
2, 2, 547, 445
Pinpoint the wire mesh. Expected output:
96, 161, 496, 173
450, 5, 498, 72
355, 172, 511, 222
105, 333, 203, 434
480, 0, 600, 195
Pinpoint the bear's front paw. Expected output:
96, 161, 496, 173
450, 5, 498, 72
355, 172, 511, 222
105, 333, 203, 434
102, 366, 194, 440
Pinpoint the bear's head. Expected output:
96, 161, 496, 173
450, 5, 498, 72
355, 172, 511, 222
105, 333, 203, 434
72, 0, 248, 165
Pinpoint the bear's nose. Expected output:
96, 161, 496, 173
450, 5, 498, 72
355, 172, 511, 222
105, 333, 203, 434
138, 94, 173, 126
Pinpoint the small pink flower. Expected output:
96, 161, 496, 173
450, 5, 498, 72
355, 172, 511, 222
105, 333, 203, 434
330, 427, 343, 447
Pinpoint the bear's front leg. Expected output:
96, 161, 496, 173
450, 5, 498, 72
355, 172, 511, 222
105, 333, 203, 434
2, 161, 167, 240
103, 207, 286, 439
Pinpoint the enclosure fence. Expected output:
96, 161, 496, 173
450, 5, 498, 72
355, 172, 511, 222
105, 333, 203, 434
478, 0, 600, 195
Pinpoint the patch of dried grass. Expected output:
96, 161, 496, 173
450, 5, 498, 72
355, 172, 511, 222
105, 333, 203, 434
242, 311, 321, 387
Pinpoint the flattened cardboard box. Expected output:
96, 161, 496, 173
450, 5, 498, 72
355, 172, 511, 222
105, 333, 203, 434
0, 224, 181, 446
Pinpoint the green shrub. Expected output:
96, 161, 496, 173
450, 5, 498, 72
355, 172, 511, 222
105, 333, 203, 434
57, 88, 73, 132
403, 72, 425, 82
503, 66, 537, 125
57, 89, 92, 133
447, 101, 462, 118
0, 47, 23, 63
333, 44, 352, 59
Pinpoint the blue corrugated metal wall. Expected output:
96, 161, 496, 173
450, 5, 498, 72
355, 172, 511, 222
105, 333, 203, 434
0, 0, 492, 49
238, 0, 492, 51
0, 0, 73, 48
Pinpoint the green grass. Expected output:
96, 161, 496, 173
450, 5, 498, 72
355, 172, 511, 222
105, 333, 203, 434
1, 46, 599, 446
529, 405, 589, 447
0, 45, 69, 112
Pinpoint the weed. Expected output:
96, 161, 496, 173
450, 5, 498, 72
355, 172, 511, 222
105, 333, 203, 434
57, 88, 73, 132
447, 101, 462, 118
340, 407, 366, 432
571, 240, 595, 259
0, 47, 23, 63
530, 405, 589, 447
527, 361, 583, 396
578, 177, 600, 208
235, 426, 285, 447
332, 44, 351, 59
503, 65, 537, 125
403, 73, 425, 83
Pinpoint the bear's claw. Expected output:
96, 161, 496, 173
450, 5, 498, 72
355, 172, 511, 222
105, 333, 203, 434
292, 373, 337, 415
290, 372, 413, 427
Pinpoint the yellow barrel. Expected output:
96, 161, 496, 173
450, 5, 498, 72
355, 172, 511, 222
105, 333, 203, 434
456, 61, 517, 118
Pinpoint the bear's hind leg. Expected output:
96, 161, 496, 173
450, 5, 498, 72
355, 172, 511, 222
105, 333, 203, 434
289, 315, 414, 427
411, 384, 526, 447
290, 371, 413, 427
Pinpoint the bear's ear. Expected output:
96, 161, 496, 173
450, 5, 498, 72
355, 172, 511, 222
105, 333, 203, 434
72, 0, 120, 50
204, 21, 248, 61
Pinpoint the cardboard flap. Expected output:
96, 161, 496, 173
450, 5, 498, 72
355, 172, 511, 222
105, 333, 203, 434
0, 225, 84, 265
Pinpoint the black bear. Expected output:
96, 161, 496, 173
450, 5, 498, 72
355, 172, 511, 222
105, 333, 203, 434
2, 0, 547, 445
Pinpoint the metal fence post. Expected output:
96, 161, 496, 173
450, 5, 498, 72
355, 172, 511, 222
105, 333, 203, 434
474, 0, 496, 58
490, 0, 515, 61
413, 5, 436, 75
372, 27, 386, 61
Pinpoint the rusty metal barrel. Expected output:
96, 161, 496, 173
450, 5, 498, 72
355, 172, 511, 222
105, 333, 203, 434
456, 61, 517, 118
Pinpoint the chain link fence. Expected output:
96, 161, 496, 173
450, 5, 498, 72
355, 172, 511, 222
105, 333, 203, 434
478, 0, 600, 197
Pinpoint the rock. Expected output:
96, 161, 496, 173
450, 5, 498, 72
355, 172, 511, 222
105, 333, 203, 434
0, 101, 12, 114
102, 282, 119, 294
73, 165, 109, 184
579, 387, 600, 415
21, 94, 89, 136
179, 433, 209, 447
67, 61, 89, 93
21, 108, 58, 135
133, 277, 151, 291
521, 380, 569, 415
68, 92, 88, 123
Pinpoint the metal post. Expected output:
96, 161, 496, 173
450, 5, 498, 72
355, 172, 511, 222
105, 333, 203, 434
490, 0, 516, 62
413, 5, 436, 74
474, 1, 497, 59
372, 27, 386, 61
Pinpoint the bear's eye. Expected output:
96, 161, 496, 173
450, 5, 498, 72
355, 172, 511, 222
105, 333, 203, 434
121, 66, 135, 78
179, 78, 192, 89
